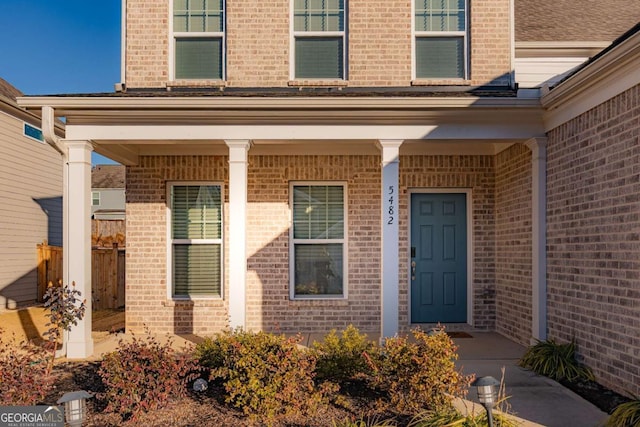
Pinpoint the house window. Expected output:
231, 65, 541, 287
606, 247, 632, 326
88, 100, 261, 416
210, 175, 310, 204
24, 123, 44, 143
293, 0, 345, 79
92, 192, 100, 206
414, 0, 467, 79
173, 0, 225, 80
291, 183, 346, 298
169, 183, 223, 298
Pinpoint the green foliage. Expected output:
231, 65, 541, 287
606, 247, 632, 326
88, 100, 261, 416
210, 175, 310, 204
366, 328, 472, 414
197, 329, 336, 426
518, 338, 594, 382
312, 324, 379, 384
0, 330, 53, 405
607, 398, 640, 427
98, 333, 200, 421
410, 408, 519, 427
333, 416, 397, 427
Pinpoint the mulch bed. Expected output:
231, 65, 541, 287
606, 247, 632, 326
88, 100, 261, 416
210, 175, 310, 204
47, 362, 399, 427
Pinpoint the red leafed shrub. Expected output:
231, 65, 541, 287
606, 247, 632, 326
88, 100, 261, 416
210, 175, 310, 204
98, 333, 200, 421
0, 331, 54, 405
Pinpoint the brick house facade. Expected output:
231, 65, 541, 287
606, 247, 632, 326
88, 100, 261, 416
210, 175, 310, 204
18, 2, 639, 396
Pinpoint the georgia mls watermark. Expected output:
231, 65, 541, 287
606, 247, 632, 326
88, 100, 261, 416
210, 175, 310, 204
0, 406, 64, 427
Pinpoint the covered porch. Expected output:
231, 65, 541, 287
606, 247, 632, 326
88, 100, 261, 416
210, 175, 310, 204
19, 92, 547, 358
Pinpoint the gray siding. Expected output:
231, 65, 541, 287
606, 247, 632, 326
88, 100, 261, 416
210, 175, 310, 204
0, 109, 63, 310
91, 188, 126, 220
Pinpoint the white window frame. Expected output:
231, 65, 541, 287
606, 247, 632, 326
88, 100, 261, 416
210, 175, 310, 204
412, 0, 469, 80
92, 191, 100, 206
23, 122, 45, 143
290, 0, 347, 80
289, 181, 348, 300
166, 181, 224, 300
169, 0, 226, 81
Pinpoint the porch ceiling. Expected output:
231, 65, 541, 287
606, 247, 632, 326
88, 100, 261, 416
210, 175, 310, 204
17, 95, 545, 165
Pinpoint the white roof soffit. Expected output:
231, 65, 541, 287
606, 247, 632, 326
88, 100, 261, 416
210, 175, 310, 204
17, 96, 544, 165
542, 29, 640, 130
17, 96, 542, 125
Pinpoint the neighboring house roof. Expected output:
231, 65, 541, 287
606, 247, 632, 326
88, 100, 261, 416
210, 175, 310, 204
92, 165, 125, 188
0, 77, 23, 101
515, 0, 640, 42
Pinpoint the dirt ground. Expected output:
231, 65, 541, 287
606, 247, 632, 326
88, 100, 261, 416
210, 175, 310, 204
0, 305, 125, 345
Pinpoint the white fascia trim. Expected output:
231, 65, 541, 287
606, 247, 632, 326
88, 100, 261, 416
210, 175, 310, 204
17, 96, 541, 111
542, 30, 640, 130
66, 123, 543, 142
515, 41, 610, 58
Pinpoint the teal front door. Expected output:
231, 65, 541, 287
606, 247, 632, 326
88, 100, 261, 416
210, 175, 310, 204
411, 193, 467, 323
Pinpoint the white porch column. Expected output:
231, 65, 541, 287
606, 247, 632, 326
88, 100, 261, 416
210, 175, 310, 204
377, 139, 403, 339
64, 141, 94, 358
525, 137, 548, 341
225, 140, 251, 329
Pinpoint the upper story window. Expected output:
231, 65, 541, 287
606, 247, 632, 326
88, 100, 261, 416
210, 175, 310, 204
92, 192, 100, 206
414, 0, 468, 79
293, 0, 345, 79
173, 0, 225, 80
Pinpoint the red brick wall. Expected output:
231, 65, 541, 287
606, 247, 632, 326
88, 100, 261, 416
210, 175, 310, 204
126, 156, 230, 334
546, 84, 640, 396
399, 155, 496, 330
124, 0, 512, 88
495, 144, 532, 345
126, 153, 511, 335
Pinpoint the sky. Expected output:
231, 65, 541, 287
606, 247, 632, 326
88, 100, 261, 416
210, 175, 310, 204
0, 0, 122, 165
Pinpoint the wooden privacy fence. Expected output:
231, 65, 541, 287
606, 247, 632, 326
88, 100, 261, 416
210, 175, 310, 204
37, 242, 126, 310
37, 241, 63, 300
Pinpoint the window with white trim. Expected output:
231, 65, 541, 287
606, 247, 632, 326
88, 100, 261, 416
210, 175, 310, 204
92, 192, 100, 206
169, 183, 223, 298
414, 0, 467, 79
173, 0, 225, 80
291, 183, 346, 298
293, 0, 345, 79
23, 123, 44, 143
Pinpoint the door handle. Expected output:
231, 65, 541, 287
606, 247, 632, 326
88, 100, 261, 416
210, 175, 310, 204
411, 261, 416, 281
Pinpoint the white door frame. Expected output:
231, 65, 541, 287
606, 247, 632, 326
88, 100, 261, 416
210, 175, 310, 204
407, 188, 474, 326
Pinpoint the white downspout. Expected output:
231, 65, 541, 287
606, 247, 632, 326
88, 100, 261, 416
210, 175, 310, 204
41, 106, 65, 156
42, 106, 70, 356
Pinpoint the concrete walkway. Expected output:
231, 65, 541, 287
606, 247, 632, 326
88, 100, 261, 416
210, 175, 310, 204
89, 330, 609, 427
453, 332, 608, 427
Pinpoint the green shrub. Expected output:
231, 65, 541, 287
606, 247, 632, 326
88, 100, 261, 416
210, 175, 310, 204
333, 416, 397, 427
98, 333, 200, 421
518, 339, 593, 382
606, 398, 640, 427
366, 328, 471, 414
196, 329, 336, 426
0, 331, 53, 405
312, 325, 378, 384
409, 408, 519, 427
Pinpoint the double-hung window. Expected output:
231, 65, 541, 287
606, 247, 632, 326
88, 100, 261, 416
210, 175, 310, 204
291, 183, 346, 298
414, 0, 467, 79
293, 0, 346, 79
173, 0, 225, 80
92, 192, 100, 207
169, 183, 223, 298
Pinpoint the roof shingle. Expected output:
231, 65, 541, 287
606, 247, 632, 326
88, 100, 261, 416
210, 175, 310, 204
92, 165, 125, 188
515, 0, 640, 42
